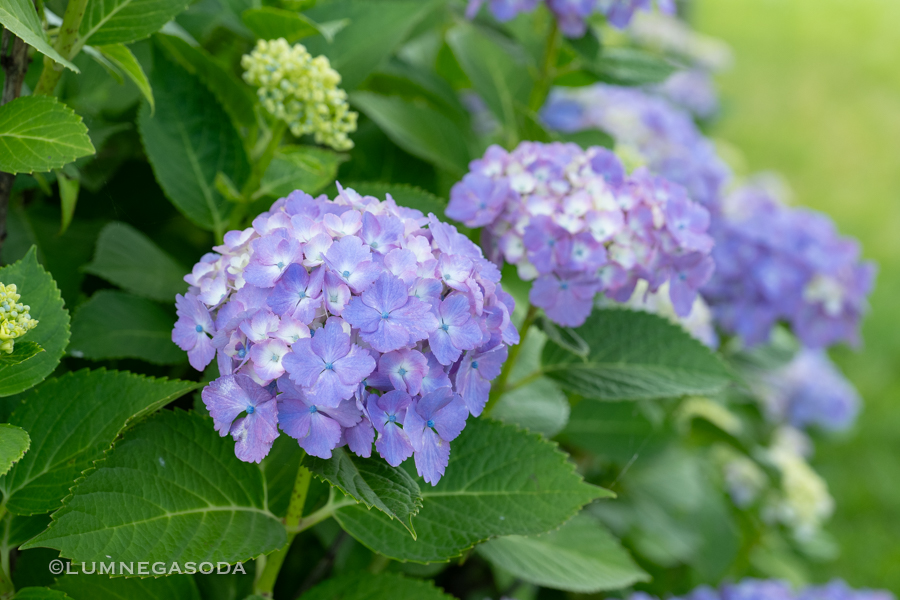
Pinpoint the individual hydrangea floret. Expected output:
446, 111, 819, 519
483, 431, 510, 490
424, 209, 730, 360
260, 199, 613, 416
630, 579, 895, 600
446, 141, 714, 328
465, 0, 674, 37
703, 182, 875, 348
541, 83, 731, 208
0, 283, 39, 354
242, 38, 357, 151
174, 185, 517, 484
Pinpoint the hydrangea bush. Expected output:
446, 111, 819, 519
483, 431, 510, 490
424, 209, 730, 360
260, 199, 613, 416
0, 0, 887, 599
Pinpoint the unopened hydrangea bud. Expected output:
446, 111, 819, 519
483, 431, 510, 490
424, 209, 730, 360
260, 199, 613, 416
0, 283, 39, 354
242, 38, 357, 151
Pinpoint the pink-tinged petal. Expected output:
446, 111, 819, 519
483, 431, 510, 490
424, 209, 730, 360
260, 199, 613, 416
249, 338, 289, 381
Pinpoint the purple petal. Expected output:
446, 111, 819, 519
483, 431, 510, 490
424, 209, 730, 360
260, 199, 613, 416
229, 399, 279, 464
344, 418, 375, 457
310, 320, 351, 364
375, 423, 414, 467
334, 345, 376, 387
413, 428, 450, 485
282, 339, 324, 388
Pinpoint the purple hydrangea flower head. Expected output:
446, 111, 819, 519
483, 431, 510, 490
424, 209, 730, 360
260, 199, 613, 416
455, 343, 509, 416
465, 0, 672, 36
404, 387, 469, 485
173, 185, 516, 481
721, 579, 794, 600
202, 374, 279, 463
633, 580, 895, 600
448, 141, 714, 327
702, 182, 875, 348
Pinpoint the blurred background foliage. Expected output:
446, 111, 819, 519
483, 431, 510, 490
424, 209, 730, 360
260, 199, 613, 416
695, 0, 900, 590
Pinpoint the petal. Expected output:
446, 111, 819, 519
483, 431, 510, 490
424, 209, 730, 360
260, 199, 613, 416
334, 345, 376, 386
277, 396, 313, 440
230, 399, 279, 463
362, 320, 410, 353
299, 412, 343, 459
203, 375, 254, 435
413, 428, 450, 485
282, 340, 324, 388
344, 419, 375, 457
342, 297, 381, 333
375, 424, 414, 467
311, 320, 352, 364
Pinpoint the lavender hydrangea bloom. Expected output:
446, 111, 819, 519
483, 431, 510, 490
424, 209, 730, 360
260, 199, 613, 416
631, 579, 895, 600
173, 186, 516, 482
703, 183, 875, 348
202, 375, 279, 463
455, 343, 509, 416
465, 0, 672, 36
404, 387, 469, 484
447, 141, 714, 328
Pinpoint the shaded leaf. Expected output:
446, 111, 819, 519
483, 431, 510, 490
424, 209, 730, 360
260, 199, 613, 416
0, 97, 94, 175
55, 172, 79, 235
53, 574, 201, 599
241, 7, 320, 42
12, 589, 70, 600
256, 145, 345, 199
0, 0, 78, 72
96, 44, 154, 111
304, 572, 454, 600
0, 424, 30, 477
79, 0, 191, 46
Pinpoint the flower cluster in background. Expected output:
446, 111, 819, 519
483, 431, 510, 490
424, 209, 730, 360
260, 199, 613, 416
619, 280, 718, 348
755, 349, 861, 432
0, 283, 38, 354
631, 579, 894, 600
446, 141, 714, 327
465, 0, 675, 37
704, 182, 875, 348
172, 187, 517, 483
242, 38, 358, 151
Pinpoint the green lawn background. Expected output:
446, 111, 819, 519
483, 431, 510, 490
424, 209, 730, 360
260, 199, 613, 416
694, 0, 900, 591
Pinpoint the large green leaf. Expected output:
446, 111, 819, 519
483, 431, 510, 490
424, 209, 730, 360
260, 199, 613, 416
304, 572, 454, 600
303, 0, 439, 90
0, 424, 30, 478
0, 248, 70, 397
0, 0, 78, 72
0, 342, 43, 367
53, 574, 201, 599
0, 369, 197, 515
83, 222, 186, 302
79, 0, 191, 46
0, 97, 94, 175
559, 400, 673, 463
446, 23, 533, 133
351, 92, 471, 175
138, 46, 249, 233
12, 589, 69, 600
256, 145, 345, 199
241, 7, 320, 42
304, 448, 422, 535
69, 291, 183, 365
477, 514, 649, 593
541, 308, 733, 401
95, 44, 154, 111
24, 410, 286, 565
341, 182, 445, 216
334, 418, 608, 563
155, 33, 256, 130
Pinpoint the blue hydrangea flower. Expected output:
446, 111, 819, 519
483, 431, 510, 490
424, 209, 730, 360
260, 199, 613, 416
173, 293, 216, 371
455, 343, 509, 416
202, 374, 280, 463
276, 377, 363, 459
266, 263, 324, 321
368, 390, 414, 467
404, 387, 469, 485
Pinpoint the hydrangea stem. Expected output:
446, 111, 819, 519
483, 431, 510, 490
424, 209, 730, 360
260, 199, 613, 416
253, 457, 312, 598
484, 303, 539, 416
33, 0, 89, 96
527, 20, 561, 114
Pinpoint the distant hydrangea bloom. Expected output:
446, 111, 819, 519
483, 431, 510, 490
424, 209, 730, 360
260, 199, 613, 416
626, 11, 734, 73
465, 0, 674, 37
652, 69, 720, 119
174, 186, 516, 484
756, 349, 860, 431
446, 141, 714, 327
242, 38, 357, 151
631, 579, 895, 600
0, 283, 38, 354
618, 280, 718, 347
703, 183, 875, 348
541, 83, 731, 208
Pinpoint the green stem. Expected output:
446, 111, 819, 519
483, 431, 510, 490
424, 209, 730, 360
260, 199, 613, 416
527, 21, 561, 113
245, 120, 288, 200
0, 508, 13, 598
483, 304, 539, 416
33, 0, 89, 96
253, 458, 312, 598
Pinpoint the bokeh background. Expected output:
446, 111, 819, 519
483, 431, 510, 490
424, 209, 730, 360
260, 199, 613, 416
694, 0, 900, 591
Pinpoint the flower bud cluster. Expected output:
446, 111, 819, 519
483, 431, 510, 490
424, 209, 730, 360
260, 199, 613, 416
447, 141, 714, 327
242, 38, 357, 151
704, 183, 875, 348
0, 283, 38, 354
172, 186, 517, 484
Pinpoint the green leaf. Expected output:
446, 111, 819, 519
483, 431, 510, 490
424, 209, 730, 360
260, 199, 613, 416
83, 222, 187, 302
0, 97, 94, 175
341, 182, 445, 216
53, 574, 201, 599
0, 0, 78, 72
0, 342, 43, 367
155, 33, 257, 130
334, 418, 609, 563
55, 171, 79, 235
138, 45, 250, 233
24, 410, 287, 566
351, 92, 471, 175
446, 23, 533, 133
303, 0, 439, 90
0, 247, 70, 397
304, 448, 422, 536
12, 589, 70, 600
0, 424, 30, 477
95, 44, 154, 112
79, 0, 191, 46
260, 436, 304, 518
477, 513, 649, 593
541, 308, 733, 401
69, 291, 183, 365
241, 7, 320, 42
594, 47, 679, 86
256, 145, 345, 199
303, 572, 454, 600
0, 369, 197, 515
559, 400, 673, 463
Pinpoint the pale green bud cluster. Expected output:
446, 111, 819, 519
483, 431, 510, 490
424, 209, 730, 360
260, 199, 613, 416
242, 39, 357, 151
0, 283, 39, 354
